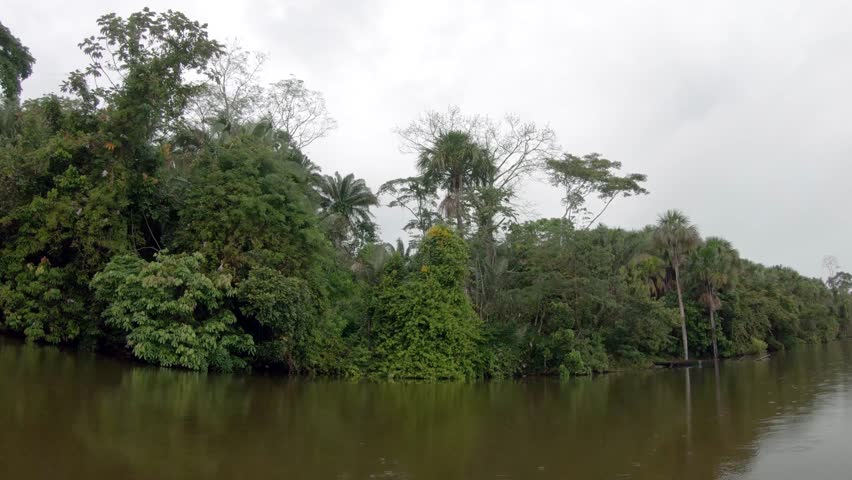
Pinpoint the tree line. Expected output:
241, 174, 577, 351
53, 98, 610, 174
1, 10, 850, 379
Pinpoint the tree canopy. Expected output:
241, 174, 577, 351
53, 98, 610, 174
1, 11, 848, 379
0, 21, 35, 101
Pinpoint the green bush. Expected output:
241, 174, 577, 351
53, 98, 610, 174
370, 226, 483, 380
238, 266, 342, 373
91, 252, 254, 371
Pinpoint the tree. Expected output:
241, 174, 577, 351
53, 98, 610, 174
63, 8, 222, 150
398, 105, 558, 191
690, 237, 740, 360
187, 44, 338, 150
624, 252, 668, 298
416, 130, 491, 232
827, 271, 852, 294
190, 41, 266, 130
0, 21, 35, 101
823, 255, 841, 279
174, 135, 327, 277
266, 78, 337, 149
653, 210, 701, 360
237, 266, 333, 373
545, 153, 648, 229
378, 175, 441, 239
319, 172, 379, 252
468, 170, 516, 317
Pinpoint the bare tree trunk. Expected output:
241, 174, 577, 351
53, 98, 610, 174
584, 194, 617, 230
709, 307, 719, 361
674, 263, 690, 360
455, 179, 464, 233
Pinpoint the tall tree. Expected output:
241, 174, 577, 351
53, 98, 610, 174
416, 130, 491, 232
468, 170, 515, 317
653, 210, 701, 360
0, 21, 35, 101
63, 8, 222, 152
398, 106, 558, 192
319, 172, 379, 251
186, 45, 336, 149
190, 41, 266, 130
266, 78, 338, 149
827, 271, 852, 294
545, 153, 648, 229
378, 175, 441, 239
690, 237, 739, 360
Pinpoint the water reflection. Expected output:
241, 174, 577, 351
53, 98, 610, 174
1, 337, 850, 479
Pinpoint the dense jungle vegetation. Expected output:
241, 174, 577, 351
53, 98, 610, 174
1, 11, 850, 379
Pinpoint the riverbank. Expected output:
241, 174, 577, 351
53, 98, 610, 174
5, 329, 846, 383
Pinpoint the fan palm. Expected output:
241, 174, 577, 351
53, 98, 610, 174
691, 237, 739, 360
653, 210, 701, 360
416, 130, 492, 232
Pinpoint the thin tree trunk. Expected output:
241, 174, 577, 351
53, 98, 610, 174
584, 195, 617, 230
455, 180, 464, 233
674, 263, 689, 360
709, 307, 719, 361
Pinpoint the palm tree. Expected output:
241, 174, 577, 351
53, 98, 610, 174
319, 172, 379, 249
416, 131, 492, 233
627, 253, 668, 298
653, 210, 701, 360
691, 237, 739, 361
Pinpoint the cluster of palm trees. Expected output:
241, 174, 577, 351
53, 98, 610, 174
317, 130, 496, 252
653, 210, 740, 361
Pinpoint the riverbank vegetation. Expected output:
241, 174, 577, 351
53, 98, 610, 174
1, 11, 850, 379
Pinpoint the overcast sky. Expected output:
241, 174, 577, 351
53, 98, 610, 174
6, 0, 851, 277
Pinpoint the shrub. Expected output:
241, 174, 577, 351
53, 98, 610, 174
91, 252, 254, 371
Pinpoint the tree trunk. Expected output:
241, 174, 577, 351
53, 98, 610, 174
674, 263, 689, 360
709, 307, 719, 361
454, 178, 464, 233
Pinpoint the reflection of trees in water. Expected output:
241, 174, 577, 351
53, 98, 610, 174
0, 337, 849, 479
74, 368, 254, 478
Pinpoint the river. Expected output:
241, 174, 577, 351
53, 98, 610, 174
0, 337, 849, 479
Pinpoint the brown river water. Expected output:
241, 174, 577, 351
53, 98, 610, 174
1, 336, 850, 479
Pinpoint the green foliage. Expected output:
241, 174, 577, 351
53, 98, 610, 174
238, 266, 340, 373
370, 226, 482, 379
0, 21, 35, 100
0, 258, 91, 344
378, 175, 441, 237
494, 220, 669, 374
479, 322, 525, 379
2, 8, 849, 384
654, 209, 701, 360
545, 152, 648, 228
0, 166, 127, 344
607, 296, 679, 363
174, 136, 326, 277
64, 8, 221, 148
91, 252, 254, 371
318, 171, 379, 253
416, 131, 491, 231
